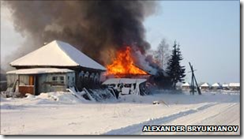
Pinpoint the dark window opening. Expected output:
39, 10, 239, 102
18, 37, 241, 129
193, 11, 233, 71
124, 84, 132, 88
52, 77, 57, 81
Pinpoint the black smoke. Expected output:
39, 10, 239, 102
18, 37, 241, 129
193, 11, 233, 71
3, 1, 157, 66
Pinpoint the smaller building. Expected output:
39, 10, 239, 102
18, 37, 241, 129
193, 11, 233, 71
200, 83, 211, 91
229, 83, 240, 91
211, 83, 222, 90
181, 82, 190, 90
222, 83, 229, 90
7, 68, 75, 96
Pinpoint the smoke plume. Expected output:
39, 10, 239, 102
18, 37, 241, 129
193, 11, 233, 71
3, 1, 157, 66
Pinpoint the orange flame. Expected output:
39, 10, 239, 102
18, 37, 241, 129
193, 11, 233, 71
106, 46, 147, 76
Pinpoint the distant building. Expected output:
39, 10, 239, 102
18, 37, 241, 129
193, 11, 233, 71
222, 83, 229, 90
211, 83, 222, 90
181, 82, 190, 90
200, 82, 211, 91
229, 83, 240, 91
7, 40, 106, 95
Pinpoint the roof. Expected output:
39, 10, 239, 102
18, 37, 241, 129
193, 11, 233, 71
181, 82, 190, 87
222, 84, 229, 87
102, 78, 147, 85
229, 83, 240, 87
200, 83, 210, 87
10, 40, 106, 71
212, 83, 222, 87
7, 68, 74, 75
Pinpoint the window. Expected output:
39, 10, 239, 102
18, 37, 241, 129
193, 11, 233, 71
60, 76, 64, 84
109, 84, 116, 87
60, 76, 64, 80
124, 84, 132, 88
52, 75, 65, 84
85, 72, 89, 78
52, 76, 57, 81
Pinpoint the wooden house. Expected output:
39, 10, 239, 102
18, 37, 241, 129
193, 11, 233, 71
222, 83, 229, 90
200, 82, 211, 91
8, 40, 106, 95
211, 83, 222, 90
229, 83, 240, 91
181, 82, 190, 90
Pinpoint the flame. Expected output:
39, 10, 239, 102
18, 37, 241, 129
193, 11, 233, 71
106, 46, 147, 76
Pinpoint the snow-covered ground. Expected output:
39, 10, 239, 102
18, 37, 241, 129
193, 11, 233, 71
0, 91, 240, 135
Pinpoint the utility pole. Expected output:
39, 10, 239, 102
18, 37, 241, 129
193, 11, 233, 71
189, 62, 201, 95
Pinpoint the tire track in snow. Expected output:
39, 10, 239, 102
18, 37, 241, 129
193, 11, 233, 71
103, 103, 217, 135
197, 103, 239, 125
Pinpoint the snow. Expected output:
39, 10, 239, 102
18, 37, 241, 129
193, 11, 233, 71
0, 91, 240, 135
212, 83, 222, 87
7, 68, 74, 75
222, 83, 229, 87
181, 82, 190, 87
10, 40, 106, 71
200, 83, 210, 87
229, 83, 240, 87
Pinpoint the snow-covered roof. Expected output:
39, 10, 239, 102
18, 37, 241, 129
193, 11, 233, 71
103, 78, 147, 85
229, 83, 240, 87
200, 83, 210, 87
212, 83, 222, 87
7, 68, 74, 75
222, 84, 229, 87
181, 82, 190, 87
10, 40, 106, 71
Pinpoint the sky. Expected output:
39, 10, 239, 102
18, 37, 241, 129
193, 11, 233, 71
1, 1, 240, 84
144, 1, 240, 84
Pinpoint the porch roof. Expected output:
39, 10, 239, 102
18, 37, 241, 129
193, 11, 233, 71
7, 68, 74, 75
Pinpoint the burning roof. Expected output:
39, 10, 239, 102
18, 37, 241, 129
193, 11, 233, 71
106, 47, 147, 76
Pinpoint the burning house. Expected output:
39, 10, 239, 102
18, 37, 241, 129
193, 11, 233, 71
7, 40, 106, 95
3, 1, 166, 96
102, 46, 164, 95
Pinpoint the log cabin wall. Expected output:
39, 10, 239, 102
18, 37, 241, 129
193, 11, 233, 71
12, 66, 105, 91
37, 73, 75, 94
7, 72, 76, 95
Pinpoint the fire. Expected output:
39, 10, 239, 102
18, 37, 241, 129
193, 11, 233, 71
106, 46, 147, 76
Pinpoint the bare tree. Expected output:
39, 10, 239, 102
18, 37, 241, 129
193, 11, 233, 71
154, 38, 170, 70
